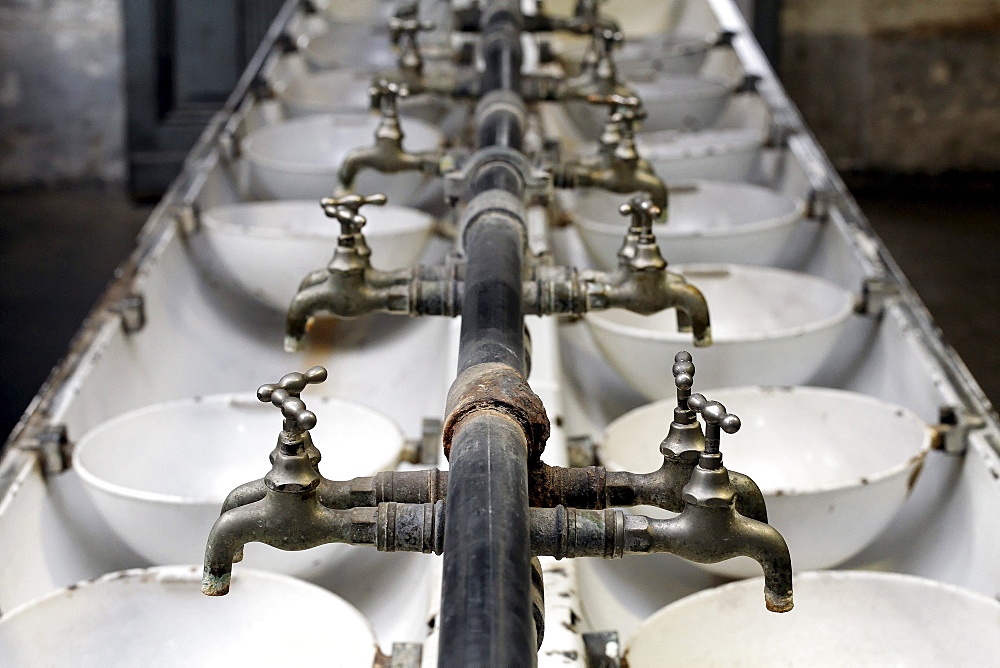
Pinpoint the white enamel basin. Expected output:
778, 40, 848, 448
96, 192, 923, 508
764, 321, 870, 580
312, 0, 389, 23
602, 387, 932, 576
277, 69, 452, 125
585, 264, 854, 397
572, 181, 805, 270
240, 112, 443, 203
624, 571, 1000, 667
301, 20, 396, 71
569, 75, 732, 138
0, 566, 378, 666
73, 394, 405, 574
637, 128, 765, 182
199, 201, 433, 311
555, 31, 713, 78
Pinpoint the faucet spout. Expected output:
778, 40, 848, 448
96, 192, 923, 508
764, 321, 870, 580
667, 279, 712, 347
630, 505, 793, 612
337, 79, 440, 193
203, 491, 376, 595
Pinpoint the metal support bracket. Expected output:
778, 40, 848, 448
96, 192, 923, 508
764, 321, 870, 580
806, 186, 834, 222
568, 435, 599, 468
582, 631, 621, 667
112, 293, 146, 334
714, 29, 737, 47
734, 73, 762, 94
935, 405, 987, 455
170, 203, 199, 236
18, 424, 71, 475
400, 417, 444, 464
855, 276, 901, 317
443, 146, 552, 206
389, 642, 423, 668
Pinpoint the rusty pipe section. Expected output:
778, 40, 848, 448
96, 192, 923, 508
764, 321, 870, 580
275, 458, 766, 524
527, 461, 767, 523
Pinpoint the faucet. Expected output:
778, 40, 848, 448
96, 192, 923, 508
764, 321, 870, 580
582, 195, 711, 345
284, 193, 458, 352
559, 27, 633, 102
529, 391, 793, 613
381, 13, 469, 97
202, 368, 381, 596
337, 79, 442, 193
527, 352, 765, 519
638, 393, 794, 612
553, 94, 668, 213
538, 0, 619, 35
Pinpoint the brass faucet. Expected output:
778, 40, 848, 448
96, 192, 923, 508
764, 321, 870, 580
202, 368, 379, 596
284, 194, 458, 352
560, 27, 633, 101
583, 195, 710, 344
337, 80, 442, 193
203, 362, 791, 613
553, 94, 668, 213
527, 387, 793, 613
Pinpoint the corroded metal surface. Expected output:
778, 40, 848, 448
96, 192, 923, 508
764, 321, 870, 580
442, 362, 551, 460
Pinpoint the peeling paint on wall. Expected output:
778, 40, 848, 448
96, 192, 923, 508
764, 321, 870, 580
0, 0, 126, 186
781, 0, 1000, 174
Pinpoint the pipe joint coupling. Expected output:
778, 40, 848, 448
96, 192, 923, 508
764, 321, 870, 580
443, 362, 550, 460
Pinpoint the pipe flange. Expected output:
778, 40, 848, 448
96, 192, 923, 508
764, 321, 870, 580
443, 146, 551, 206
443, 362, 550, 460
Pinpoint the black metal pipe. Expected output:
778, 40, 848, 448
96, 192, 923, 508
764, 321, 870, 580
439, 1, 537, 664
439, 411, 536, 666
477, 110, 524, 151
481, 27, 522, 93
457, 214, 526, 373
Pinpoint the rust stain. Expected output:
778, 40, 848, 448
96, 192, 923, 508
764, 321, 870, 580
907, 453, 928, 494
442, 362, 550, 460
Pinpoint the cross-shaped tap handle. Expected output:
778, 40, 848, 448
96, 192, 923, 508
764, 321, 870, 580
320, 193, 387, 235
585, 92, 647, 130
389, 16, 436, 47
687, 394, 741, 433
369, 79, 409, 115
257, 366, 328, 431
594, 26, 623, 55
619, 194, 662, 237
687, 393, 741, 457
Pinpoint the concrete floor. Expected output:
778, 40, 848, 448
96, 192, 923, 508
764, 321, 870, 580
1, 184, 997, 440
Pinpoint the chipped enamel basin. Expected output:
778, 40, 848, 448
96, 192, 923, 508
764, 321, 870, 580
240, 112, 443, 204
585, 264, 854, 397
571, 181, 805, 270
624, 571, 1000, 666
73, 394, 404, 576
199, 201, 434, 311
0, 566, 378, 666
601, 387, 932, 577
